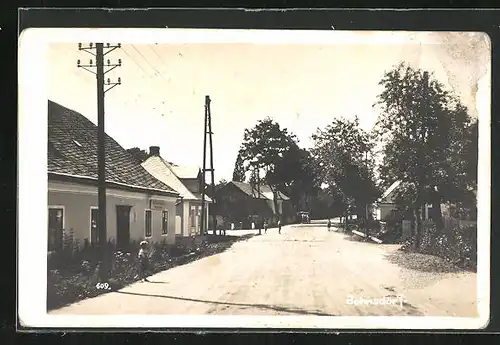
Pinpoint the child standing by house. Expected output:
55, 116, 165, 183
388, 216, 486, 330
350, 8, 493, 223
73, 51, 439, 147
278, 219, 281, 234
264, 220, 268, 234
138, 240, 150, 282
327, 219, 332, 231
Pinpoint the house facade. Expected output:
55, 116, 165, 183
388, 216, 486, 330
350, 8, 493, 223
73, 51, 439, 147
373, 180, 433, 221
47, 101, 180, 252
141, 146, 212, 237
373, 180, 477, 230
216, 181, 293, 227
170, 162, 214, 235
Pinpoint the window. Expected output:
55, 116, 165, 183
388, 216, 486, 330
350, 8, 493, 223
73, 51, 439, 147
90, 207, 99, 244
190, 206, 196, 229
145, 210, 152, 237
48, 207, 64, 251
162, 210, 169, 235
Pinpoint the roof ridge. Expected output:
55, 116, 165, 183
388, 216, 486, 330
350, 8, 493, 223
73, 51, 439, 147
142, 155, 205, 201
380, 180, 402, 200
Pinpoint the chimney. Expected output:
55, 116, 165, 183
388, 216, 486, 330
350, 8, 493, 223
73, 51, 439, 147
149, 146, 160, 156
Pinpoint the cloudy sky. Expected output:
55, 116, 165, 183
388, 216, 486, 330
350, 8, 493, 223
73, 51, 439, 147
48, 31, 489, 183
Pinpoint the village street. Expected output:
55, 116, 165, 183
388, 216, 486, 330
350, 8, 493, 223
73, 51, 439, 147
49, 223, 477, 317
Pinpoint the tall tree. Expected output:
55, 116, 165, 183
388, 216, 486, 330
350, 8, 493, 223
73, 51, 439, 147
274, 146, 320, 212
232, 152, 246, 182
374, 63, 475, 247
311, 116, 379, 220
236, 117, 302, 218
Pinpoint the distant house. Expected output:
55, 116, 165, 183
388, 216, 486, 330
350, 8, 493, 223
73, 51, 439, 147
373, 180, 433, 221
216, 181, 293, 226
141, 146, 212, 237
47, 101, 180, 252
373, 180, 477, 229
170, 164, 204, 195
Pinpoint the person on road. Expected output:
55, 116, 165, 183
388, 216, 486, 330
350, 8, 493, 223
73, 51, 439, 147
327, 219, 332, 231
138, 240, 150, 282
264, 220, 268, 234
278, 219, 282, 234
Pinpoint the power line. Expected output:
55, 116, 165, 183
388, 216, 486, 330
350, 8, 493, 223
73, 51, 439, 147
149, 45, 170, 73
131, 44, 158, 73
121, 46, 153, 78
74, 44, 170, 118
127, 44, 169, 116
122, 45, 170, 112
131, 44, 170, 84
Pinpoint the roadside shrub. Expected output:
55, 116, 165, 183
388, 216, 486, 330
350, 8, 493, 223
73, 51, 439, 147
400, 223, 477, 271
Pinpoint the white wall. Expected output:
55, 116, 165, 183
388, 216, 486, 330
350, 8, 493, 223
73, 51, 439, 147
48, 181, 178, 247
375, 203, 434, 221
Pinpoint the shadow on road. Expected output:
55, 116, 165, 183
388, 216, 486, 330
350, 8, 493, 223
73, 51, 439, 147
115, 290, 334, 316
145, 281, 170, 284
258, 239, 328, 243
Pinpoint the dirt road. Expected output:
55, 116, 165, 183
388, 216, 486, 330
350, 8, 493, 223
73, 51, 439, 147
49, 225, 477, 316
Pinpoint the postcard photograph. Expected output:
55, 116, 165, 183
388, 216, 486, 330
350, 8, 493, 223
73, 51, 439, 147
18, 28, 490, 329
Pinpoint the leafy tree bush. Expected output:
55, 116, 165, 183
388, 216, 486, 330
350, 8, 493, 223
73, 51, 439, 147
400, 223, 477, 271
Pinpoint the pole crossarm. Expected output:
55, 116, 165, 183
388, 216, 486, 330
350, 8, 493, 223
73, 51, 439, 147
104, 79, 122, 93
104, 64, 121, 74
78, 65, 97, 75
78, 43, 97, 57
103, 43, 122, 56
76, 43, 122, 95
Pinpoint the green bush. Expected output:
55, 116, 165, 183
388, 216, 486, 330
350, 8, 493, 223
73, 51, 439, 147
400, 223, 477, 271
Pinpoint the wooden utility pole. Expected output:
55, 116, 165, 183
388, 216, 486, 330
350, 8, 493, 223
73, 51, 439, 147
96, 44, 106, 259
256, 165, 262, 235
207, 97, 217, 235
201, 95, 216, 235
77, 43, 121, 281
250, 166, 255, 232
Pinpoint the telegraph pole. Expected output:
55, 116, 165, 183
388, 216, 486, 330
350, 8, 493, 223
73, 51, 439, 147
206, 97, 217, 235
96, 44, 106, 255
250, 166, 255, 233
201, 95, 216, 236
257, 166, 262, 235
200, 97, 208, 236
77, 43, 121, 281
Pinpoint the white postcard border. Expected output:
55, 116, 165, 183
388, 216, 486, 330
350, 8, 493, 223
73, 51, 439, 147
18, 28, 491, 329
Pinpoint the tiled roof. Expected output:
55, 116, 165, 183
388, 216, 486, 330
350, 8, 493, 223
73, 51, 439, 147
142, 155, 212, 202
170, 164, 201, 179
48, 100, 179, 196
230, 181, 290, 201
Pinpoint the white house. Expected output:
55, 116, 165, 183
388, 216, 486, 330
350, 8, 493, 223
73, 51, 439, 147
47, 101, 180, 252
142, 146, 212, 237
373, 180, 433, 221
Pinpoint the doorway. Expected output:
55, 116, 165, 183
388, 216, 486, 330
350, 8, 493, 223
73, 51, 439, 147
116, 205, 131, 249
48, 207, 64, 251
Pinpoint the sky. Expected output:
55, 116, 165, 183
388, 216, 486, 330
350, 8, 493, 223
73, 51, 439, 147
48, 31, 490, 183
